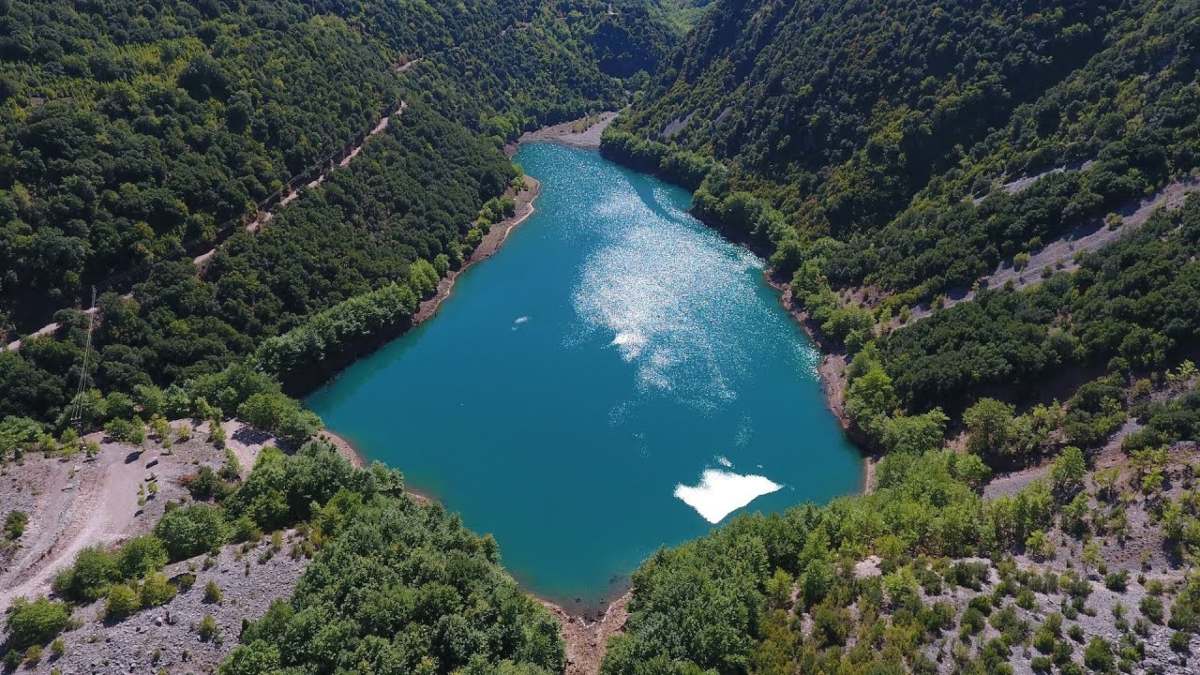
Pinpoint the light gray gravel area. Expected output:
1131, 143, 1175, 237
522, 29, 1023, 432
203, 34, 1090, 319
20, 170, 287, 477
0, 420, 279, 612
27, 532, 309, 675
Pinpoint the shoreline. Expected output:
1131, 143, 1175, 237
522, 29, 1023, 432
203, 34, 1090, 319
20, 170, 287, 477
682, 212, 872, 487
410, 175, 542, 327
318, 422, 627, 675
507, 111, 618, 155
761, 276, 878, 493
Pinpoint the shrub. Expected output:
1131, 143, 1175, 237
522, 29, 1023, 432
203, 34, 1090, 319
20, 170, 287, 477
1083, 637, 1113, 671
105, 584, 140, 620
203, 580, 222, 604
184, 466, 232, 501
198, 614, 219, 642
139, 573, 177, 607
1140, 595, 1164, 624
118, 536, 168, 579
104, 417, 145, 444
54, 546, 119, 602
5, 597, 72, 650
1104, 570, 1129, 592
154, 504, 228, 561
237, 393, 321, 447
23, 644, 42, 666
50, 637, 65, 657
4, 510, 28, 540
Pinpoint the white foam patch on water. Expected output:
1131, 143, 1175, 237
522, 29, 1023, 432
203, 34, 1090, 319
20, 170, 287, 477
716, 455, 733, 468
572, 186, 765, 408
674, 469, 783, 523
514, 316, 530, 324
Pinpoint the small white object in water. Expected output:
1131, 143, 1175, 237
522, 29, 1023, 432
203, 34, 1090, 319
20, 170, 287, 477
514, 316, 530, 324
674, 469, 782, 523
715, 455, 733, 468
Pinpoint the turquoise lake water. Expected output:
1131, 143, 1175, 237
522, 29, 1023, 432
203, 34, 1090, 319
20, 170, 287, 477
307, 143, 862, 609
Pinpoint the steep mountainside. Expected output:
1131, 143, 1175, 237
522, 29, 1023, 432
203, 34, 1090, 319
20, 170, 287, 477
0, 0, 678, 335
599, 0, 1200, 672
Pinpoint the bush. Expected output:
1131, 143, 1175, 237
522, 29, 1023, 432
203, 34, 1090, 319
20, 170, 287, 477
1141, 595, 1164, 624
105, 584, 140, 620
5, 597, 72, 650
54, 546, 119, 602
154, 504, 228, 561
198, 614, 219, 642
1103, 570, 1129, 592
184, 466, 232, 501
1084, 637, 1113, 671
139, 573, 177, 607
118, 536, 168, 579
204, 580, 222, 604
237, 393, 321, 447
4, 510, 28, 540
104, 417, 145, 444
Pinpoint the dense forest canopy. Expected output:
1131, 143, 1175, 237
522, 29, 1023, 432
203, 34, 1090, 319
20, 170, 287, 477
5, 0, 1200, 672
0, 0, 679, 335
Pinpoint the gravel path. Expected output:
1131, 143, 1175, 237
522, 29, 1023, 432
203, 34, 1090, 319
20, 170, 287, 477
910, 177, 1200, 322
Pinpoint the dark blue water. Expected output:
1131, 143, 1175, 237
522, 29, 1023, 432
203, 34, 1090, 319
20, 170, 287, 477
307, 144, 862, 608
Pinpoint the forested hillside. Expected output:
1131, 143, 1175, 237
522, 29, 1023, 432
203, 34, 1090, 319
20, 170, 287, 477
0, 0, 678, 336
0, 0, 674, 671
598, 0, 1200, 671
0, 0, 686, 425
605, 0, 1200, 423
7, 0, 1200, 672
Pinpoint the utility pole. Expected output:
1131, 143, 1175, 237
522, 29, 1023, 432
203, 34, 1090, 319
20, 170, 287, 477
70, 286, 96, 433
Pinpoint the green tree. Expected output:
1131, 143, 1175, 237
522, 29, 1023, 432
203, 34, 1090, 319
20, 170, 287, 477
154, 504, 228, 561
964, 398, 1016, 460
105, 583, 140, 620
117, 535, 168, 579
1050, 446, 1087, 501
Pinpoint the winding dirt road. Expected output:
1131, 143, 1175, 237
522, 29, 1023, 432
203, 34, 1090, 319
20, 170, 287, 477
0, 437, 144, 612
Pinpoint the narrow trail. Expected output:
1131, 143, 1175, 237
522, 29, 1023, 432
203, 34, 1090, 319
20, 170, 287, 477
4, 19, 535, 353
907, 177, 1200, 323
6, 96, 409, 352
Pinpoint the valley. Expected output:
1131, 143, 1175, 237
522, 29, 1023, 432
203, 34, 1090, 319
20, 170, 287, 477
3, 0, 1200, 673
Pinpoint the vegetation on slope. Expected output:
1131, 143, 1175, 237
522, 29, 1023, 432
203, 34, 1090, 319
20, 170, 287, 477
3, 436, 562, 674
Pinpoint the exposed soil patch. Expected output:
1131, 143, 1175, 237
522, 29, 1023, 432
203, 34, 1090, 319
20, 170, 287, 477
542, 591, 631, 675
0, 421, 282, 613
511, 112, 618, 152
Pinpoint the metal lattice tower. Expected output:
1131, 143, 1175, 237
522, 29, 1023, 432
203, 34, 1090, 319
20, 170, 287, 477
70, 286, 97, 432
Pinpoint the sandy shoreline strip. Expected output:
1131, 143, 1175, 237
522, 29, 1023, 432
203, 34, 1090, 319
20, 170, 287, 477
508, 111, 618, 154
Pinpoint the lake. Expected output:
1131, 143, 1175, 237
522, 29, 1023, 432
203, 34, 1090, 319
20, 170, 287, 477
306, 143, 862, 610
